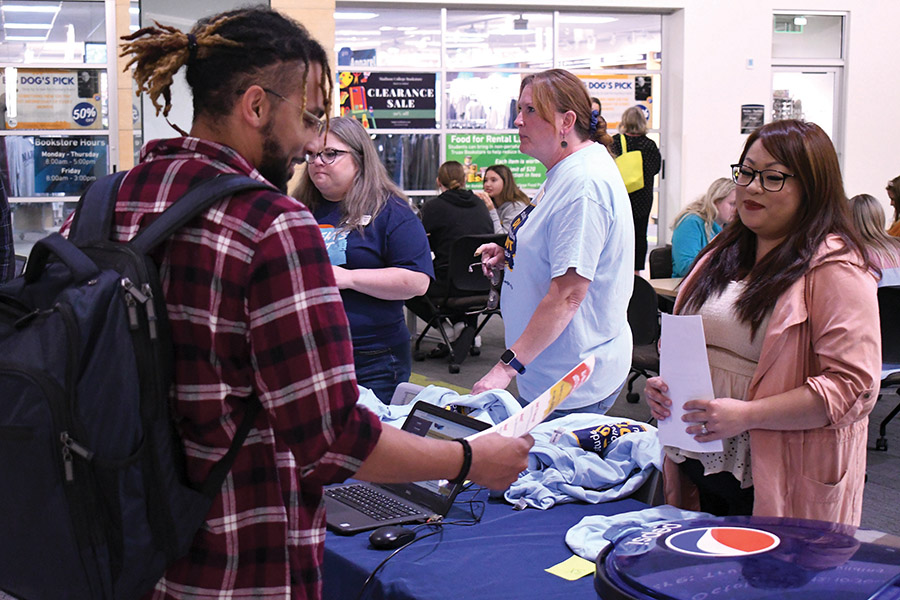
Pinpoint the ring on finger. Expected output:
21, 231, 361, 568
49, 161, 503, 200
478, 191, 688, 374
700, 422, 709, 435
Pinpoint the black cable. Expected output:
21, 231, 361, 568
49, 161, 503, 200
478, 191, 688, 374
353, 527, 443, 600
352, 485, 488, 600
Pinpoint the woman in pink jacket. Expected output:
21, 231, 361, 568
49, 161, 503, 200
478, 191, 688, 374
646, 119, 880, 526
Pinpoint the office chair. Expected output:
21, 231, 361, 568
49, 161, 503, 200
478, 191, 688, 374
875, 285, 900, 451
408, 233, 506, 374
648, 245, 673, 279
14, 255, 26, 278
648, 245, 675, 313
625, 275, 661, 404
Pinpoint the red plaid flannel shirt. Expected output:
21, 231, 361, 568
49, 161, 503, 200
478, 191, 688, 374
65, 137, 381, 599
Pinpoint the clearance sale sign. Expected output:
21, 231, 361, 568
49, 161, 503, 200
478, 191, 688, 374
2, 68, 103, 130
338, 72, 437, 129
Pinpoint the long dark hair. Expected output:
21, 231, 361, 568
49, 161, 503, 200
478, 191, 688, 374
679, 119, 868, 336
484, 164, 529, 208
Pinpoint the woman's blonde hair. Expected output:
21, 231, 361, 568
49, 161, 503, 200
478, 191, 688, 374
437, 161, 466, 190
519, 69, 610, 147
671, 178, 736, 240
293, 116, 406, 232
850, 193, 900, 268
618, 106, 649, 135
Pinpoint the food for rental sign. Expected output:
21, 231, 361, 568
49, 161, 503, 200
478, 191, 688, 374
2, 69, 103, 130
338, 72, 436, 129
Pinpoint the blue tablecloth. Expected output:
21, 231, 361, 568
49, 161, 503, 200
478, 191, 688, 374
323, 490, 647, 600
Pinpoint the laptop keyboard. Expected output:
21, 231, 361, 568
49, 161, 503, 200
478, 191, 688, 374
326, 485, 422, 521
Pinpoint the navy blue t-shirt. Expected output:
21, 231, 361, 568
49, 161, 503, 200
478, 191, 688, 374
314, 195, 433, 351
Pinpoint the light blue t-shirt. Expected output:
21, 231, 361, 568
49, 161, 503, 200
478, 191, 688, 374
502, 142, 634, 411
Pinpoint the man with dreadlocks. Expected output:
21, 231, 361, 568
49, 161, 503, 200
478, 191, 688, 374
66, 7, 533, 600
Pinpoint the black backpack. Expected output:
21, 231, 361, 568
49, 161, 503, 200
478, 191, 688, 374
0, 172, 271, 599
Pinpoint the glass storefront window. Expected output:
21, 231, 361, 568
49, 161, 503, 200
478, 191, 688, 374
371, 133, 440, 192
335, 5, 663, 195
557, 13, 661, 70
445, 11, 553, 69
772, 14, 844, 59
0, 0, 107, 64
446, 72, 521, 130
335, 8, 441, 68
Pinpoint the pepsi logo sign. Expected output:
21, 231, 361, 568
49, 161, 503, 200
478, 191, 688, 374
665, 527, 780, 557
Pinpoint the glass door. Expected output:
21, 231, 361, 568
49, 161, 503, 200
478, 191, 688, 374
771, 66, 843, 161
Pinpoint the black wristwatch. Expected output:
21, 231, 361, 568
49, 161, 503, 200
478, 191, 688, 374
500, 348, 526, 374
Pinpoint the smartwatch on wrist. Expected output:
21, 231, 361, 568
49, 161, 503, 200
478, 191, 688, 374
500, 348, 526, 374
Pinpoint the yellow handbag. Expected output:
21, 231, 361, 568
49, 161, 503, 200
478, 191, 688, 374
615, 134, 645, 194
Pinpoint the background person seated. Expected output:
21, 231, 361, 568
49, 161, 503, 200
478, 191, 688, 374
294, 116, 433, 403
887, 175, 900, 237
849, 193, 900, 281
475, 164, 530, 235
421, 161, 494, 285
407, 161, 494, 353
670, 177, 737, 277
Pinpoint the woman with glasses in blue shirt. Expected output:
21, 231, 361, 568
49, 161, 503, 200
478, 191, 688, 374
294, 116, 433, 403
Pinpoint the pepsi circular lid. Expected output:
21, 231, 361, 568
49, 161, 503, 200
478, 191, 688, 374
595, 516, 900, 600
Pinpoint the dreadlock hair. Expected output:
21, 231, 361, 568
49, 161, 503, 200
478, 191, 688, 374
121, 6, 332, 123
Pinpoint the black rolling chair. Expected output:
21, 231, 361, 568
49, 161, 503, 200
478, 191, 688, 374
648, 245, 673, 279
408, 233, 506, 374
875, 284, 900, 451
648, 245, 675, 313
625, 275, 661, 404
14, 254, 26, 278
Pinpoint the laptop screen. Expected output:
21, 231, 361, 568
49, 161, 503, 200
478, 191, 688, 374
404, 406, 482, 496
393, 403, 489, 499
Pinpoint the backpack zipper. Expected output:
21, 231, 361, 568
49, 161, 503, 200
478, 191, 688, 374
121, 277, 158, 340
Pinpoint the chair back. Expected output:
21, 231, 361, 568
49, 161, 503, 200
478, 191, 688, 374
648, 245, 673, 279
446, 233, 507, 295
878, 285, 900, 365
14, 255, 26, 278
628, 275, 660, 347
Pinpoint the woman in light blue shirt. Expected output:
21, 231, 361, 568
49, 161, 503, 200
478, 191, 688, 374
670, 178, 736, 277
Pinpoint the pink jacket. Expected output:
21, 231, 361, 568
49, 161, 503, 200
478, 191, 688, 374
667, 235, 880, 526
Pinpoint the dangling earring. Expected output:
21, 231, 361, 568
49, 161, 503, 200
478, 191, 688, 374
560, 138, 568, 149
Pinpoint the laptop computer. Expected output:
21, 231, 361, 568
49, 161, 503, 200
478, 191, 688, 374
324, 401, 489, 535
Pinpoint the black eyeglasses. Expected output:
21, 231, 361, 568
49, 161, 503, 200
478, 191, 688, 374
731, 164, 795, 193
261, 88, 326, 135
304, 148, 351, 165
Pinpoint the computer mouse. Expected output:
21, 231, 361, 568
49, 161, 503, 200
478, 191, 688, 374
369, 525, 416, 550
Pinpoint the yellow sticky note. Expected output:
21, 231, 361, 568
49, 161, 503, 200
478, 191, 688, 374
545, 554, 595, 581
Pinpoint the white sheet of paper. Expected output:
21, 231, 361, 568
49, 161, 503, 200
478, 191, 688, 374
658, 314, 723, 452
469, 355, 595, 440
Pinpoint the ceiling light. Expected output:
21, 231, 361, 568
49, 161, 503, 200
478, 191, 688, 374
334, 12, 378, 20
793, 16, 807, 26
5, 35, 49, 41
3, 23, 53, 29
1, 5, 61, 13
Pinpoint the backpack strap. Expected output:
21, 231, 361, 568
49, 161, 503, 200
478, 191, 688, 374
130, 174, 273, 255
200, 397, 264, 498
68, 171, 129, 246
69, 172, 273, 253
